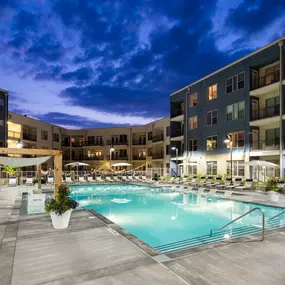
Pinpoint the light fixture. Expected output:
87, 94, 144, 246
224, 233, 230, 239
171, 216, 176, 220
110, 147, 115, 152
7, 121, 12, 125
171, 147, 176, 150
223, 138, 230, 143
16, 139, 23, 148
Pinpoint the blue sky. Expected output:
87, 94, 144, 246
1, 0, 285, 129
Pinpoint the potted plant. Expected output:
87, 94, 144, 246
265, 178, 280, 202
45, 184, 78, 229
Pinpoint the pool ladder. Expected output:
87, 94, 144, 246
210, 207, 265, 241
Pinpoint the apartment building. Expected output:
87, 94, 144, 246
170, 37, 285, 179
6, 112, 170, 175
0, 88, 8, 147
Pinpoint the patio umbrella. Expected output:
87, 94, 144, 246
65, 162, 90, 179
243, 160, 279, 181
111, 163, 132, 167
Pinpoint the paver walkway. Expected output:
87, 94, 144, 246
1, 186, 285, 284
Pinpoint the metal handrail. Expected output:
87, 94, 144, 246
268, 209, 285, 222
210, 207, 265, 241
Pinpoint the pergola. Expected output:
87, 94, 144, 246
0, 148, 62, 197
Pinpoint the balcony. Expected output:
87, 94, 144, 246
83, 141, 104, 146
62, 142, 70, 147
71, 142, 84, 147
152, 135, 164, 143
252, 70, 280, 91
132, 155, 146, 160
107, 140, 128, 146
171, 129, 184, 141
132, 139, 146, 145
23, 133, 37, 142
251, 139, 279, 151
152, 153, 164, 159
83, 155, 104, 161
108, 155, 128, 160
251, 106, 280, 124
8, 131, 21, 139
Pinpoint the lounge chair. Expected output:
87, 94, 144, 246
121, 176, 129, 182
204, 176, 213, 187
210, 177, 222, 188
27, 189, 46, 205
194, 187, 205, 194
47, 176, 54, 184
87, 176, 95, 182
79, 176, 86, 183
96, 176, 105, 183
128, 176, 134, 182
133, 175, 140, 182
225, 178, 242, 190
277, 181, 285, 189
235, 179, 254, 191
204, 189, 217, 196
8, 176, 17, 187
217, 178, 232, 189
188, 176, 198, 186
66, 176, 73, 183
25, 177, 34, 186
176, 176, 188, 184
106, 176, 114, 183
167, 177, 176, 184
197, 176, 206, 186
218, 190, 233, 198
113, 176, 120, 182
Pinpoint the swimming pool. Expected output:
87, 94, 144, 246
70, 184, 283, 253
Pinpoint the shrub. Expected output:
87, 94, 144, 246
265, 178, 279, 192
45, 184, 78, 215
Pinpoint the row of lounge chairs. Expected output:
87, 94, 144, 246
163, 176, 256, 191
171, 186, 233, 198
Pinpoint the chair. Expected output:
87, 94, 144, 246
8, 176, 17, 187
176, 176, 188, 184
96, 176, 105, 183
235, 179, 254, 191
218, 190, 233, 198
106, 176, 114, 183
217, 178, 232, 189
197, 177, 206, 186
113, 176, 120, 182
87, 176, 95, 182
66, 176, 73, 183
211, 177, 222, 188
133, 175, 140, 182
204, 176, 213, 187
128, 176, 134, 182
47, 176, 54, 184
225, 178, 242, 189
122, 176, 130, 182
79, 176, 86, 183
204, 189, 217, 196
27, 189, 46, 205
167, 177, 175, 184
197, 187, 205, 194
25, 177, 34, 186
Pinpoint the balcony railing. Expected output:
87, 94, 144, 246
153, 135, 164, 142
83, 155, 104, 160
132, 140, 146, 145
152, 153, 164, 159
23, 133, 37, 142
62, 142, 70, 147
171, 129, 184, 138
71, 142, 84, 147
171, 109, 184, 118
251, 70, 280, 90
107, 141, 128, 146
132, 155, 146, 160
108, 155, 128, 160
251, 106, 280, 121
83, 141, 104, 146
250, 139, 280, 151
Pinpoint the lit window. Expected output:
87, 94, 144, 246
189, 92, 198, 107
227, 160, 245, 177
206, 161, 217, 175
189, 116, 198, 130
206, 136, 218, 151
207, 84, 217, 100
226, 131, 245, 148
207, 110, 218, 125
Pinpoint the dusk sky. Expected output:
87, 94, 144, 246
1, 0, 285, 129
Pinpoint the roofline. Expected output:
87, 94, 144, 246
0, 88, 8, 95
170, 36, 285, 96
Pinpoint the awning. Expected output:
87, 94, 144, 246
0, 156, 52, 167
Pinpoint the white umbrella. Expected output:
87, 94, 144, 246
243, 160, 279, 181
111, 163, 132, 167
65, 162, 90, 179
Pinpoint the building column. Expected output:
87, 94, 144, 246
279, 40, 284, 177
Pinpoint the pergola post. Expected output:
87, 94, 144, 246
37, 164, 42, 190
54, 152, 62, 198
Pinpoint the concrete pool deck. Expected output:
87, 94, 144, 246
1, 185, 285, 284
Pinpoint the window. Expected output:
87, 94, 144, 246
226, 72, 245, 93
189, 92, 198, 107
53, 133, 59, 142
227, 160, 245, 177
207, 84, 217, 100
206, 136, 218, 151
148, 147, 152, 156
166, 145, 170, 155
148, 131, 152, 141
206, 161, 217, 175
207, 110, 218, 125
41, 130, 48, 140
227, 131, 245, 148
227, 101, 244, 121
189, 115, 198, 130
265, 128, 279, 146
166, 126, 170, 137
189, 139, 197, 151
188, 164, 197, 175
95, 136, 103, 145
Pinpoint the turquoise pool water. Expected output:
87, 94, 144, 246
69, 184, 281, 248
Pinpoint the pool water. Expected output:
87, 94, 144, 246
70, 184, 281, 248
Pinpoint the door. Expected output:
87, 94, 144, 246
251, 99, 259, 120
252, 129, 259, 150
252, 69, 259, 89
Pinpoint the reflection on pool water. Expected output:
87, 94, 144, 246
70, 184, 281, 248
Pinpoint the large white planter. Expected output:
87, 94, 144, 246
50, 210, 72, 229
267, 191, 280, 202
